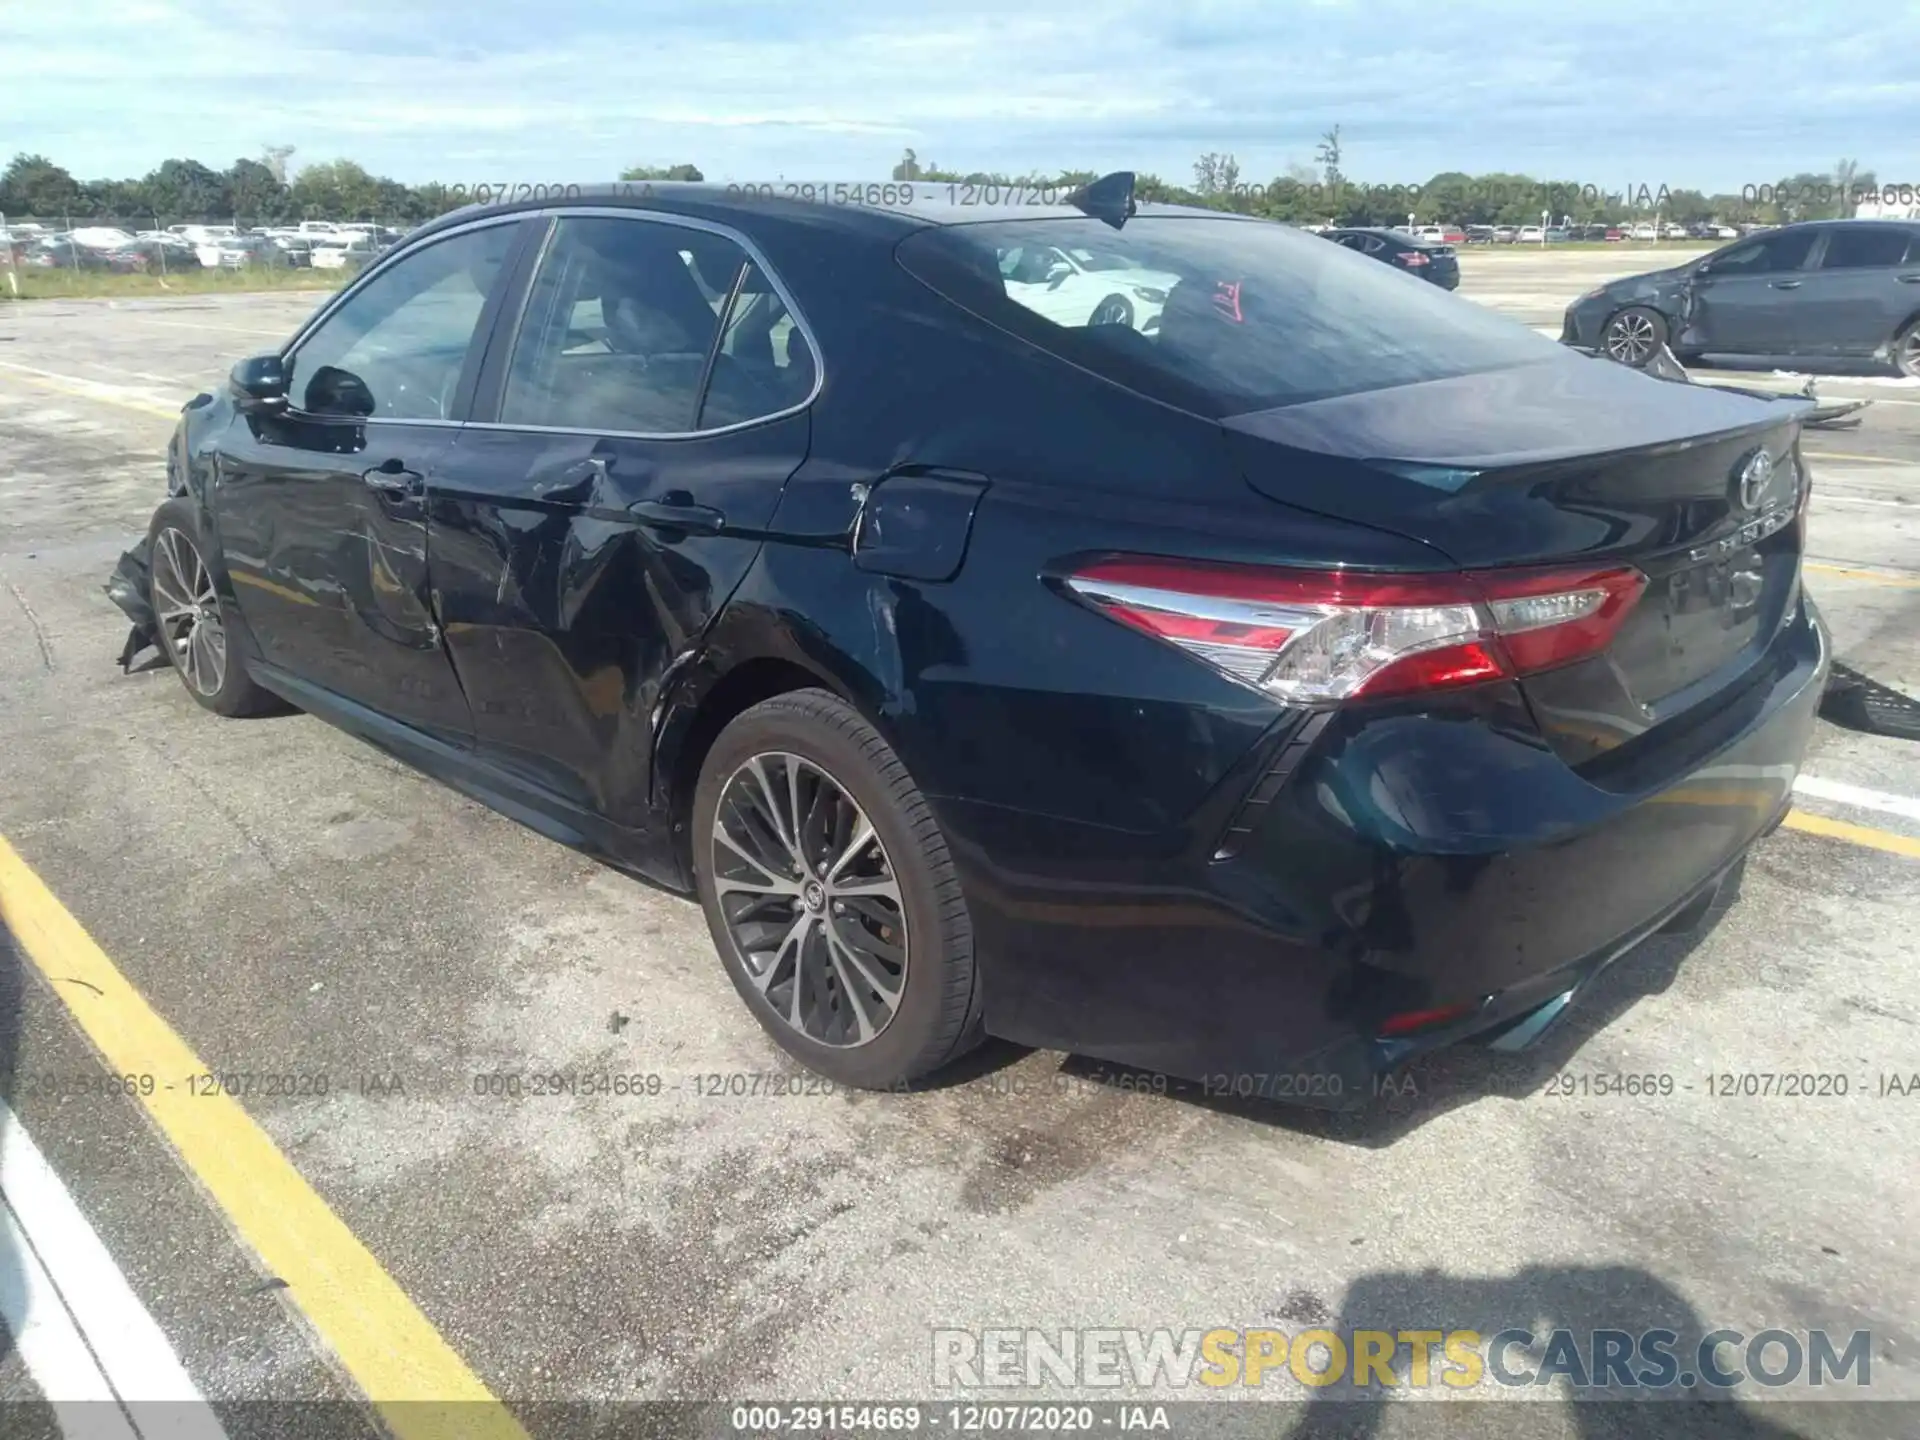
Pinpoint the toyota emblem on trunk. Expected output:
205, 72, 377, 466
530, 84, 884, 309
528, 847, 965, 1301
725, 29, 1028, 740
1736, 449, 1774, 512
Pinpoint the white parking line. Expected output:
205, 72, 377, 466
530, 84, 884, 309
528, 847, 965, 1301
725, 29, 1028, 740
1794, 776, 1920, 825
0, 1102, 227, 1439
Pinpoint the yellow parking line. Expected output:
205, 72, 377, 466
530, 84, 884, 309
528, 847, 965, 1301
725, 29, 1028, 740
0, 833, 530, 1440
1781, 810, 1920, 859
0, 361, 183, 421
1804, 563, 1920, 588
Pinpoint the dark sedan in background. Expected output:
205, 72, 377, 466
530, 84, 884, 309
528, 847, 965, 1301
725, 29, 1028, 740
1324, 226, 1461, 289
1563, 219, 1920, 376
141, 176, 1824, 1106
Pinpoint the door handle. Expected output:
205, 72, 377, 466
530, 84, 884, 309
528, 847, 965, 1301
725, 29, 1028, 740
1898, 273, 1920, 284
627, 496, 725, 535
363, 457, 424, 497
1770, 279, 1803, 289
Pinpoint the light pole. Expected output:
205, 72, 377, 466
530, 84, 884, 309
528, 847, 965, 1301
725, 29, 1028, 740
1540, 208, 1549, 244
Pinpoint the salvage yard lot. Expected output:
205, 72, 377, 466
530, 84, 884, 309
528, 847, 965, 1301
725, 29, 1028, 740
0, 252, 1917, 1436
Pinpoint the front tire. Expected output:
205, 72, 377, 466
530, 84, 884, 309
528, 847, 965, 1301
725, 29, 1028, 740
1089, 294, 1134, 329
1602, 306, 1668, 367
692, 688, 982, 1089
146, 499, 283, 717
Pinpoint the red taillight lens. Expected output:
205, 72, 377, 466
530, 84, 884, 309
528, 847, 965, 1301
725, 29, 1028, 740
1063, 558, 1645, 704
1398, 250, 1431, 266
1379, 1000, 1481, 1036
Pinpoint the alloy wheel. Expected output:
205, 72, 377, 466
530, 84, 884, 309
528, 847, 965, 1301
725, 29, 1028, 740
1604, 311, 1659, 365
1090, 295, 1133, 328
152, 527, 227, 697
710, 751, 907, 1048
1898, 327, 1920, 380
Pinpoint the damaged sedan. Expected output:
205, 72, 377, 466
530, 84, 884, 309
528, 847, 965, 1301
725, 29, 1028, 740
1562, 218, 1920, 376
130, 177, 1829, 1105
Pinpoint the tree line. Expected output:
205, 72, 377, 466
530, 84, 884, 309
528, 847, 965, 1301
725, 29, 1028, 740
0, 152, 708, 225
0, 139, 1885, 229
890, 138, 1885, 227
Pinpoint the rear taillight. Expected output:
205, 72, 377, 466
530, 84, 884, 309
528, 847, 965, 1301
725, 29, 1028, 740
1397, 250, 1431, 267
1063, 558, 1646, 704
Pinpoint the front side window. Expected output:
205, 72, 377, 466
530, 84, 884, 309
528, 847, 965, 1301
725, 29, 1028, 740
289, 222, 516, 420
1818, 226, 1912, 270
1707, 230, 1818, 276
899, 215, 1565, 415
501, 216, 745, 433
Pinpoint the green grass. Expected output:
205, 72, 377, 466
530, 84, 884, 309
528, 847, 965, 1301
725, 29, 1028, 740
1, 266, 348, 302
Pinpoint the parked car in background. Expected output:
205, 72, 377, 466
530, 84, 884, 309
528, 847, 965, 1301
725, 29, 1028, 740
1628, 222, 1659, 241
67, 226, 138, 251
1324, 227, 1460, 289
991, 239, 1179, 332
22, 239, 111, 270
1492, 225, 1518, 243
1465, 225, 1496, 244
1517, 225, 1545, 244
1544, 227, 1570, 244
209, 235, 289, 269
310, 234, 386, 272
270, 235, 318, 267
145, 179, 1826, 1099
105, 238, 205, 274
1562, 218, 1920, 376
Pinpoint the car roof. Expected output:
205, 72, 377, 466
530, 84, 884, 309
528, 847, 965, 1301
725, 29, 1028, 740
402, 183, 1264, 249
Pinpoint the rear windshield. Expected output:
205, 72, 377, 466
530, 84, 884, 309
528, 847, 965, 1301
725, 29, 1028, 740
898, 215, 1562, 415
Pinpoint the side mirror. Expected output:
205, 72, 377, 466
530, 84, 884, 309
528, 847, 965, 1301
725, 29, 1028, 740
228, 353, 288, 412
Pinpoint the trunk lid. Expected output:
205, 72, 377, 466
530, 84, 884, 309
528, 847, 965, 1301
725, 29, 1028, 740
1223, 353, 1810, 766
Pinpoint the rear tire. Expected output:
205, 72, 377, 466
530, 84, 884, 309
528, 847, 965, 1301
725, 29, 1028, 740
146, 499, 284, 718
1602, 306, 1668, 367
692, 688, 983, 1089
1089, 294, 1134, 329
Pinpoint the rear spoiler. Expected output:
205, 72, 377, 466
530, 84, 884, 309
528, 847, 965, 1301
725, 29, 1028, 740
1572, 343, 1873, 429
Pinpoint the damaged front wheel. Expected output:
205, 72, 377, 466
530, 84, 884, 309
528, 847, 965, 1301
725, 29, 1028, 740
146, 499, 283, 717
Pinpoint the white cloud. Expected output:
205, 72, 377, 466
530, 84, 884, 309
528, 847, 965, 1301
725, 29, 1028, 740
3, 0, 1915, 188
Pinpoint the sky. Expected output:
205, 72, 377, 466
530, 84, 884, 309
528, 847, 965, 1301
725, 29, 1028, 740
4, 0, 1918, 194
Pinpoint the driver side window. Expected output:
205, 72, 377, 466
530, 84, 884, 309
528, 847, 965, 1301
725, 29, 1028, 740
288, 222, 517, 420
1706, 230, 1817, 276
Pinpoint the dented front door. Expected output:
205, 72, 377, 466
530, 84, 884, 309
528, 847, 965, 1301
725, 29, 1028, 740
213, 412, 474, 746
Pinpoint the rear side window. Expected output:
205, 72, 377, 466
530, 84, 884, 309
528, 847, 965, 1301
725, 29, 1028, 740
698, 262, 819, 428
897, 216, 1562, 415
1818, 226, 1913, 270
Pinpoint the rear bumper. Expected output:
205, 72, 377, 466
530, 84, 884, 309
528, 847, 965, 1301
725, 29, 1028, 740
951, 598, 1827, 1107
